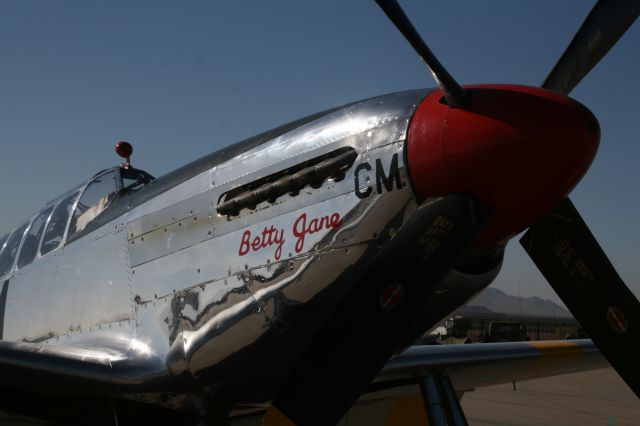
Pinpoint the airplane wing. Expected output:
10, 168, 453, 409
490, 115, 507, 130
0, 338, 606, 424
0, 338, 177, 397
331, 339, 608, 426
261, 339, 607, 425
377, 339, 605, 391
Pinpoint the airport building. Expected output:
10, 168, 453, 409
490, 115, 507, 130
433, 306, 581, 343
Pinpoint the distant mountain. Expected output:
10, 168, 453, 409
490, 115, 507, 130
463, 287, 573, 318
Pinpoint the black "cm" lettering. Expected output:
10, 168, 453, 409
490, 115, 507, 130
376, 154, 401, 194
354, 153, 402, 199
354, 162, 372, 199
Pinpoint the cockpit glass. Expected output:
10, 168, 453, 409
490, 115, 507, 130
17, 206, 54, 269
41, 191, 79, 256
0, 222, 29, 277
121, 167, 154, 192
68, 171, 118, 239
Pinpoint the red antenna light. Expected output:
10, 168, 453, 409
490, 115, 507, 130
115, 141, 133, 166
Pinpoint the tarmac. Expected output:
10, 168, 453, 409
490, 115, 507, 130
461, 367, 640, 425
1, 367, 637, 425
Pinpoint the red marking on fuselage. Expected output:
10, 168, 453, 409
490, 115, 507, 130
239, 225, 285, 260
293, 212, 342, 253
238, 211, 343, 260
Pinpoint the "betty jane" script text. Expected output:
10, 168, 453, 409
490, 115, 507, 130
238, 211, 342, 260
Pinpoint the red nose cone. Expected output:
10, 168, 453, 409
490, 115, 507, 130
407, 85, 600, 247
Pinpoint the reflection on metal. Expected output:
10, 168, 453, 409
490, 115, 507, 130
0, 89, 510, 418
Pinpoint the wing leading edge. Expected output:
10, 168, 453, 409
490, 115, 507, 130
0, 339, 181, 396
338, 340, 607, 426
378, 339, 605, 391
0, 338, 607, 423
262, 340, 607, 425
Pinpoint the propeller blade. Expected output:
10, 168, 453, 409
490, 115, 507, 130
542, 0, 640, 95
375, 0, 468, 108
520, 197, 640, 397
264, 193, 492, 425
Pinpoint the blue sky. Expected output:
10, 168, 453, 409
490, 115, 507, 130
0, 1, 638, 306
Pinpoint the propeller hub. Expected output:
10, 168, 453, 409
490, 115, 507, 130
406, 84, 600, 247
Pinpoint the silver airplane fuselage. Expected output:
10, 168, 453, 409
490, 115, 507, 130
0, 89, 502, 411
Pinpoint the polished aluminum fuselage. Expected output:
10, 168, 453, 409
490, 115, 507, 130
1, 89, 501, 408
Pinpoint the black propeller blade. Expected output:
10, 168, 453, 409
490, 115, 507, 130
542, 0, 640, 95
521, 198, 640, 397
266, 193, 492, 425
528, 1, 640, 397
375, 0, 468, 108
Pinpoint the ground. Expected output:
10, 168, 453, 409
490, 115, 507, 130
462, 367, 640, 425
